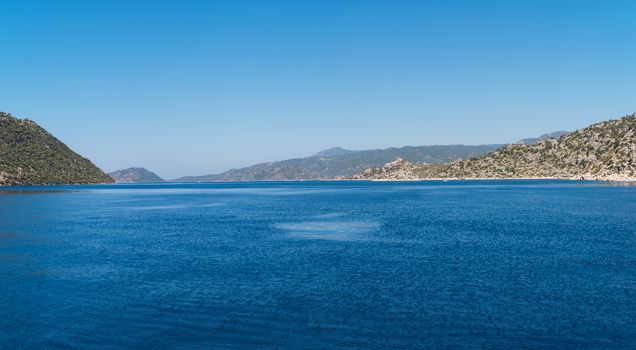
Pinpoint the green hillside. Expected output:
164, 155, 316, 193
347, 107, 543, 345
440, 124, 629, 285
0, 112, 114, 186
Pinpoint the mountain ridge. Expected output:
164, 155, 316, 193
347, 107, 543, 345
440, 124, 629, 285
172, 144, 503, 182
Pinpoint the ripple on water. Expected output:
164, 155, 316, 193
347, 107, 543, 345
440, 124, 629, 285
312, 212, 347, 219
275, 221, 378, 241
126, 203, 225, 211
2, 181, 634, 349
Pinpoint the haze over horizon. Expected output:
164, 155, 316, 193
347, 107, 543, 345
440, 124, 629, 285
1, 0, 635, 178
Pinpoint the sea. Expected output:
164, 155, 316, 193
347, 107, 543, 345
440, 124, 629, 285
0, 180, 634, 349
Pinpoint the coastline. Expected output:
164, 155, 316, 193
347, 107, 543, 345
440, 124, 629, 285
2, 176, 635, 187
362, 176, 636, 183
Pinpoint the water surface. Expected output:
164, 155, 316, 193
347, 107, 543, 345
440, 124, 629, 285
1, 180, 634, 349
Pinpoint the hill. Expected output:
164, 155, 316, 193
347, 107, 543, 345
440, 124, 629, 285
354, 113, 636, 182
173, 144, 502, 182
517, 131, 569, 145
0, 112, 114, 186
108, 167, 164, 183
312, 147, 357, 157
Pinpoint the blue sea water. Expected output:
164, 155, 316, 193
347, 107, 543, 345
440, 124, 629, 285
0, 180, 634, 349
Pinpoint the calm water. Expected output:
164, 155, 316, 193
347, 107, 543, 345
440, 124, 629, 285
1, 181, 634, 349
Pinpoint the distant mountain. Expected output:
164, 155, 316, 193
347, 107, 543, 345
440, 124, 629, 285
173, 144, 503, 182
517, 131, 569, 145
354, 113, 636, 182
312, 147, 357, 157
108, 167, 164, 183
0, 112, 113, 186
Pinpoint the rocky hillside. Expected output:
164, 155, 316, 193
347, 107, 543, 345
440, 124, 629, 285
108, 167, 164, 183
352, 158, 449, 181
355, 113, 636, 182
173, 144, 502, 182
352, 158, 419, 180
0, 112, 113, 186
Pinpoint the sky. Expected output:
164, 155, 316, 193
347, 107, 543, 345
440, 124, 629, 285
1, 0, 635, 179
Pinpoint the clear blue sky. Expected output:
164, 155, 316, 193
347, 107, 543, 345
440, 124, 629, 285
1, 0, 634, 179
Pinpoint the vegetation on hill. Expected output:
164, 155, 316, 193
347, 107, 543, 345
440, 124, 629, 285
354, 113, 636, 182
442, 113, 635, 181
0, 112, 113, 186
108, 167, 164, 183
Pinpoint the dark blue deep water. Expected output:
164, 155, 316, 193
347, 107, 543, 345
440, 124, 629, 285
1, 180, 634, 349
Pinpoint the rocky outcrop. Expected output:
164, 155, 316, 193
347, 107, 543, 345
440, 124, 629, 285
352, 158, 419, 180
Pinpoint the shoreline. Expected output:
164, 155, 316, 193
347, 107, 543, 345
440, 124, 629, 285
3, 177, 636, 187
361, 176, 636, 183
